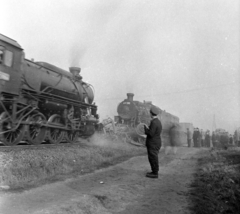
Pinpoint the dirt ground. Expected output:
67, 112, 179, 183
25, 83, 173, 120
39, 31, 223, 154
0, 147, 206, 214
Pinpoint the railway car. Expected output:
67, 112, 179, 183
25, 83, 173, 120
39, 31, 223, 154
214, 128, 229, 148
0, 34, 98, 146
234, 128, 240, 146
115, 93, 181, 146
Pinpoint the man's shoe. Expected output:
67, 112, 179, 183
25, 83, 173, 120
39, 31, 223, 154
146, 173, 158, 178
146, 172, 153, 176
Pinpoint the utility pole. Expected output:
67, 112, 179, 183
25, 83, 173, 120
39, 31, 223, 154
210, 114, 217, 148
212, 114, 217, 133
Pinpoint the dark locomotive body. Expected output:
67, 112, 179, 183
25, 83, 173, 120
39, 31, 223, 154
116, 93, 180, 145
0, 34, 98, 145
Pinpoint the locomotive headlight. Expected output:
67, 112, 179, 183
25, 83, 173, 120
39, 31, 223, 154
0, 71, 10, 81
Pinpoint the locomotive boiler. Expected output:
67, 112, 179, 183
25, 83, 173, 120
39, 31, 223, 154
115, 93, 181, 146
0, 34, 98, 145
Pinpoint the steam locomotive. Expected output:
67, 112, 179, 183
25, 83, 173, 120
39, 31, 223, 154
0, 34, 98, 146
115, 93, 181, 145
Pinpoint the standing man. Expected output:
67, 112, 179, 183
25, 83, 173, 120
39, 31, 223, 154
186, 128, 192, 147
229, 134, 233, 145
212, 131, 216, 147
236, 129, 240, 146
205, 130, 211, 147
201, 129, 205, 147
196, 128, 201, 147
193, 128, 197, 147
144, 106, 162, 178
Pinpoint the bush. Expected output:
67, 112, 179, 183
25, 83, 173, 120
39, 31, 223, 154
189, 149, 240, 214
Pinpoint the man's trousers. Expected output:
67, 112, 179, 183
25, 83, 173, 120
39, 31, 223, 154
147, 145, 161, 174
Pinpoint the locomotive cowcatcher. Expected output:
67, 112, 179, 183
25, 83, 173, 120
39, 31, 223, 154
0, 34, 99, 146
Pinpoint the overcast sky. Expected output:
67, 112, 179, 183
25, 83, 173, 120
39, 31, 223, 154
1, 0, 239, 133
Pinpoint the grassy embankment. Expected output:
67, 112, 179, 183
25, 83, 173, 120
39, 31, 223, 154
0, 134, 145, 190
190, 147, 240, 214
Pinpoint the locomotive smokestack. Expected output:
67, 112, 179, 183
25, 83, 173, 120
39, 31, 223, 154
69, 67, 81, 76
127, 93, 134, 101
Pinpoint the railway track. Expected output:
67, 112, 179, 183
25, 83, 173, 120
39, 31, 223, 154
0, 139, 89, 150
0, 131, 144, 151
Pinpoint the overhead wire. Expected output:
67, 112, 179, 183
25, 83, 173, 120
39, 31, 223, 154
99, 81, 239, 101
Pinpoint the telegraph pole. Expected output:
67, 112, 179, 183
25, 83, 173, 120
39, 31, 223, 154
212, 114, 216, 133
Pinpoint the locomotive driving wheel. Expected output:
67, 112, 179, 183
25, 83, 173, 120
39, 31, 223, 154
25, 113, 47, 145
138, 137, 146, 146
47, 114, 65, 144
0, 112, 25, 146
65, 129, 79, 144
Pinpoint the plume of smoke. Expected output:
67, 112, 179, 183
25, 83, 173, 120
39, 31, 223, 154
88, 133, 131, 150
164, 124, 187, 154
69, 44, 87, 67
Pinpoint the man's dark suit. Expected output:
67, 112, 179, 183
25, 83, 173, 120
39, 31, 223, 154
144, 117, 162, 174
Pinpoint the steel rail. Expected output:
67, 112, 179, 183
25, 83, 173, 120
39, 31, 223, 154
0, 139, 89, 149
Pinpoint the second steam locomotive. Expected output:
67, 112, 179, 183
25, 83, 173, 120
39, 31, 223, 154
0, 34, 98, 146
115, 93, 180, 145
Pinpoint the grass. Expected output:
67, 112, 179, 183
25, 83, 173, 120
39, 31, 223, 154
0, 134, 145, 190
189, 148, 240, 214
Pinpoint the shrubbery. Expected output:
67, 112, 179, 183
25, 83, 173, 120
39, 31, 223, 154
190, 149, 240, 214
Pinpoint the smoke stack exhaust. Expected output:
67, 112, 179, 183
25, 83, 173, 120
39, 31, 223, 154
127, 93, 134, 101
69, 67, 81, 76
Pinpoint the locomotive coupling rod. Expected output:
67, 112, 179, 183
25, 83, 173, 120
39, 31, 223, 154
19, 122, 76, 131
44, 123, 71, 130
23, 122, 72, 130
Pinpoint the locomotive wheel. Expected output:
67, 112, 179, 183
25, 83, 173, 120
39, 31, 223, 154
26, 113, 47, 145
47, 114, 65, 144
138, 137, 146, 146
65, 130, 79, 144
0, 112, 25, 146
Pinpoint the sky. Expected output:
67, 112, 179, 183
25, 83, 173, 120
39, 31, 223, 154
1, 0, 239, 133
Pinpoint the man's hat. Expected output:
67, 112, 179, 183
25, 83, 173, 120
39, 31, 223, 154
150, 106, 159, 115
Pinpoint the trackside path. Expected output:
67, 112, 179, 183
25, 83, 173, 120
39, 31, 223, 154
0, 147, 206, 214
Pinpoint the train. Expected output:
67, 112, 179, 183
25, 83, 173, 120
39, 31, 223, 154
0, 34, 99, 146
115, 93, 183, 146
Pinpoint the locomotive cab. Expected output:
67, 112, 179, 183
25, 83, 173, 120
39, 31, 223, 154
0, 34, 23, 95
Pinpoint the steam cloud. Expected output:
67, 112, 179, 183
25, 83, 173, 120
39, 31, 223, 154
69, 44, 87, 68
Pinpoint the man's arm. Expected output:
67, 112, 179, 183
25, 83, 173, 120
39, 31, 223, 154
144, 121, 157, 137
